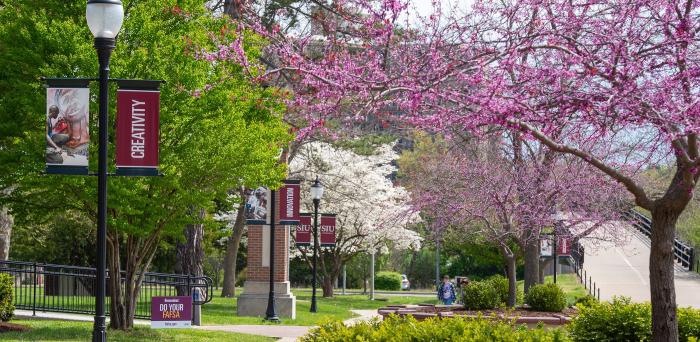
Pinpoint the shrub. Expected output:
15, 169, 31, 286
485, 275, 522, 305
569, 297, 700, 342
301, 315, 569, 342
568, 297, 651, 341
374, 272, 401, 291
462, 280, 500, 310
677, 307, 700, 342
574, 295, 598, 309
525, 283, 566, 312
0, 273, 14, 321
487, 275, 509, 304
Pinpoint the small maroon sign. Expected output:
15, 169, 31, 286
557, 237, 572, 256
320, 214, 336, 247
279, 180, 301, 225
151, 296, 192, 328
296, 213, 312, 246
116, 89, 160, 171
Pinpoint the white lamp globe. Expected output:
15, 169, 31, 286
86, 0, 124, 39
310, 177, 324, 201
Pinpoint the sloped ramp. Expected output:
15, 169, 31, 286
581, 222, 700, 308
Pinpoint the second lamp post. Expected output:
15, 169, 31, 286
310, 177, 324, 313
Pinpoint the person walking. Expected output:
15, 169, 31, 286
437, 275, 456, 305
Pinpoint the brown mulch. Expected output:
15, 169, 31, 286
456, 307, 578, 318
0, 322, 31, 333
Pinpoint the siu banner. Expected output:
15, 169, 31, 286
296, 213, 312, 247
115, 80, 161, 176
320, 214, 337, 247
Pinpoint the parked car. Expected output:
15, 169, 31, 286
401, 274, 410, 290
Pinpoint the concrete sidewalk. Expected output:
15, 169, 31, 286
582, 222, 700, 308
14, 305, 382, 341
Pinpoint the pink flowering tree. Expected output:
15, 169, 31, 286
211, 0, 698, 338
402, 133, 625, 307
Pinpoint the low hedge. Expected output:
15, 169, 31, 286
374, 272, 402, 291
525, 283, 566, 312
568, 297, 700, 342
0, 273, 14, 321
301, 315, 569, 341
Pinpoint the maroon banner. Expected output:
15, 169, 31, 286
151, 296, 192, 328
116, 89, 160, 172
296, 213, 312, 246
557, 237, 572, 256
279, 180, 301, 225
320, 214, 336, 247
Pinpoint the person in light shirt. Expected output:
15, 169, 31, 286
437, 275, 456, 305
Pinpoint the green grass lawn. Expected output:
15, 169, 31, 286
202, 292, 438, 326
0, 319, 273, 342
517, 274, 588, 306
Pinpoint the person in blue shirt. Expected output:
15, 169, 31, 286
437, 275, 456, 305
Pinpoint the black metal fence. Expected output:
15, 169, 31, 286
0, 260, 212, 319
622, 209, 695, 271
572, 260, 600, 301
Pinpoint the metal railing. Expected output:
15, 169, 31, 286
0, 260, 212, 319
622, 210, 695, 271
573, 260, 600, 301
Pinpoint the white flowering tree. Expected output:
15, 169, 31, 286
289, 141, 421, 296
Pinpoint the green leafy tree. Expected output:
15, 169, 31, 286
0, 0, 290, 330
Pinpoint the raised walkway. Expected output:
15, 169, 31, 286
581, 222, 700, 308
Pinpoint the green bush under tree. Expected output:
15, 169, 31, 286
462, 280, 500, 310
568, 297, 700, 342
0, 273, 15, 322
374, 271, 402, 291
525, 283, 567, 312
301, 315, 569, 341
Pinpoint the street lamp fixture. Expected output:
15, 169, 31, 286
86, 1, 123, 341
310, 177, 324, 313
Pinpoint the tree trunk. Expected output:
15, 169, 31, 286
649, 205, 680, 342
0, 207, 12, 260
523, 239, 540, 293
505, 254, 517, 307
107, 231, 126, 330
175, 219, 205, 296
221, 198, 246, 297
322, 276, 334, 297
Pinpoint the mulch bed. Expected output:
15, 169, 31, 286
378, 305, 578, 325
0, 322, 30, 333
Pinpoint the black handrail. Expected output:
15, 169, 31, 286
0, 260, 213, 320
622, 209, 695, 271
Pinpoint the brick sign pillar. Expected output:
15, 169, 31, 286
237, 193, 296, 318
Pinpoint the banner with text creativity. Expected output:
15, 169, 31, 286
45, 83, 90, 175
116, 85, 160, 176
245, 187, 271, 225
296, 213, 312, 246
279, 180, 301, 225
320, 214, 337, 247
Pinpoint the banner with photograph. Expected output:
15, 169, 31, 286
115, 81, 161, 176
245, 187, 271, 225
45, 80, 91, 175
279, 180, 301, 225
296, 213, 312, 247
320, 214, 337, 247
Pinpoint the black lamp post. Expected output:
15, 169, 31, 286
309, 177, 324, 313
265, 189, 280, 322
86, 1, 123, 341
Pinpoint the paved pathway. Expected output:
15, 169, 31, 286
581, 223, 700, 308
15, 305, 382, 341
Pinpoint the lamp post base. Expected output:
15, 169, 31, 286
92, 315, 106, 342
237, 281, 296, 319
